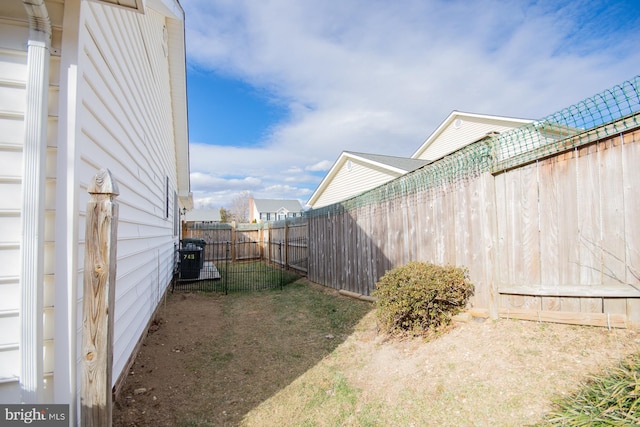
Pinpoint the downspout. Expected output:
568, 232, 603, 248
20, 0, 51, 404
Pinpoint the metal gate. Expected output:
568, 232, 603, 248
172, 239, 301, 293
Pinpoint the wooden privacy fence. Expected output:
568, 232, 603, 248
183, 217, 308, 273
307, 118, 640, 328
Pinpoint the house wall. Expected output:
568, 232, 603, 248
0, 0, 184, 407
73, 1, 180, 395
414, 117, 525, 162
0, 0, 63, 403
312, 157, 402, 208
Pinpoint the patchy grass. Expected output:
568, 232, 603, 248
113, 278, 640, 427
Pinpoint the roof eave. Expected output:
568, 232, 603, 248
163, 2, 191, 208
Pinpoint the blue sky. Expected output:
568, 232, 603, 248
181, 0, 640, 209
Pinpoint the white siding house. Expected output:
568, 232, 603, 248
307, 112, 533, 210
184, 208, 222, 223
411, 111, 533, 161
0, 0, 191, 421
249, 198, 304, 223
307, 151, 429, 209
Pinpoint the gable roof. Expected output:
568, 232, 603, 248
412, 111, 533, 161
253, 199, 303, 213
307, 151, 429, 208
345, 151, 431, 172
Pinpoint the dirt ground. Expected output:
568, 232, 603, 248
112, 279, 640, 426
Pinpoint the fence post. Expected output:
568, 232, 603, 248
279, 241, 283, 290
81, 169, 119, 426
267, 222, 272, 263
231, 221, 236, 262
284, 219, 289, 268
259, 223, 264, 260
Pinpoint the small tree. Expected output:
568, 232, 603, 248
219, 207, 232, 223
229, 190, 252, 223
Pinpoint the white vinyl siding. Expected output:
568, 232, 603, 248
75, 2, 179, 384
414, 117, 528, 162
0, 5, 61, 400
313, 158, 402, 208
0, 34, 27, 401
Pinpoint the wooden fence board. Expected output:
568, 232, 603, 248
603, 298, 627, 317
577, 143, 602, 285
423, 189, 436, 264
479, 173, 499, 317
444, 183, 457, 265
623, 130, 640, 287
541, 296, 561, 311
627, 299, 640, 327
494, 173, 510, 289
580, 297, 603, 313
600, 136, 626, 285
556, 150, 581, 287
521, 163, 540, 287
454, 180, 469, 267
506, 168, 524, 286
538, 156, 560, 287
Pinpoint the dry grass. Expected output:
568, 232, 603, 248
113, 278, 640, 427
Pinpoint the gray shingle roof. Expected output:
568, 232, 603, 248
253, 199, 303, 213
345, 151, 430, 172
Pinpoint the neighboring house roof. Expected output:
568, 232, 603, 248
184, 209, 221, 222
308, 112, 534, 210
307, 151, 429, 209
411, 111, 533, 161
253, 199, 303, 213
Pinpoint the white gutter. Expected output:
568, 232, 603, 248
20, 0, 51, 404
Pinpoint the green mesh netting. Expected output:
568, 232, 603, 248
307, 75, 640, 218
492, 75, 640, 171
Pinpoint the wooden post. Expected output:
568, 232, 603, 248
81, 169, 119, 426
267, 222, 272, 263
284, 219, 289, 268
182, 217, 188, 240
230, 221, 236, 262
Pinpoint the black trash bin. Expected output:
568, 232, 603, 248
179, 246, 202, 279
181, 238, 206, 268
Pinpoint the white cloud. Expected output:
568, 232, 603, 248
181, 0, 640, 208
306, 160, 333, 172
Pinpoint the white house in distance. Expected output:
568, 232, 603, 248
307, 151, 429, 209
411, 111, 533, 161
249, 198, 304, 222
184, 208, 222, 224
0, 0, 191, 420
307, 111, 534, 209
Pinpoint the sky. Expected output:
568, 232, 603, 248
180, 0, 640, 210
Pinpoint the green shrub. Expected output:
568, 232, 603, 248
372, 261, 474, 337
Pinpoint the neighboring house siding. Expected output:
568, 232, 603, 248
414, 118, 524, 161
0, 6, 61, 402
76, 2, 178, 384
313, 158, 401, 208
